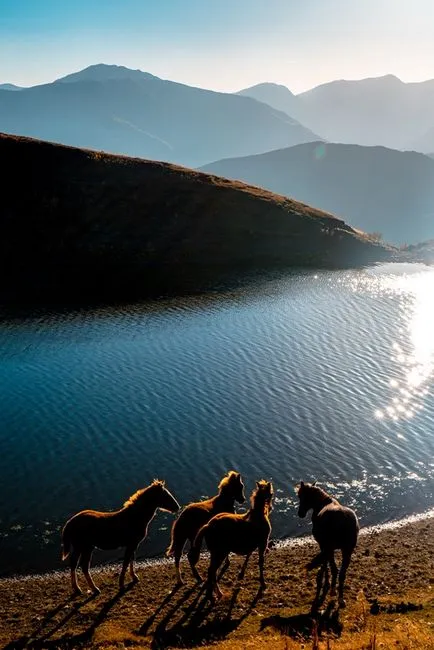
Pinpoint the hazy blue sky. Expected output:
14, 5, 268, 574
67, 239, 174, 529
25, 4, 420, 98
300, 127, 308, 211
1, 0, 433, 92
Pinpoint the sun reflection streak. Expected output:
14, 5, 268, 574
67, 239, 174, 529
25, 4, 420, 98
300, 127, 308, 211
366, 266, 434, 422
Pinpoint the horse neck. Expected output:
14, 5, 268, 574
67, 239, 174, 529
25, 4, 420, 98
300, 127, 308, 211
123, 495, 159, 523
311, 489, 335, 516
247, 497, 269, 522
213, 488, 236, 512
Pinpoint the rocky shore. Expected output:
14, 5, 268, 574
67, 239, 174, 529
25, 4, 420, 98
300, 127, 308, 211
1, 512, 433, 649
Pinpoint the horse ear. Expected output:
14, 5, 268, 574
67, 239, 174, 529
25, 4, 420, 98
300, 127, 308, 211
256, 480, 260, 488
312, 481, 317, 486
300, 481, 304, 488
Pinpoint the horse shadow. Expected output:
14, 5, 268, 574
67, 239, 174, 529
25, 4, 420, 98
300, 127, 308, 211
2, 585, 134, 650
141, 583, 264, 649
155, 585, 264, 648
260, 600, 343, 641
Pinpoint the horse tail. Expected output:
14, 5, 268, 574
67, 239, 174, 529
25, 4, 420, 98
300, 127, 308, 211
61, 522, 72, 561
188, 523, 208, 567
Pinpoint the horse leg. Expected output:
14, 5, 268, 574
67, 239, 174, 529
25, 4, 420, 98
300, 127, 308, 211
207, 552, 226, 602
338, 550, 352, 608
173, 537, 186, 585
258, 547, 267, 590
129, 548, 139, 584
79, 548, 100, 594
187, 538, 204, 584
119, 545, 136, 590
238, 554, 250, 581
329, 551, 338, 598
69, 548, 81, 595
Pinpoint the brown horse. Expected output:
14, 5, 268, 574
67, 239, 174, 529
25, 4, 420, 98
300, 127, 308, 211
61, 480, 180, 595
166, 470, 245, 584
297, 481, 359, 608
189, 480, 273, 601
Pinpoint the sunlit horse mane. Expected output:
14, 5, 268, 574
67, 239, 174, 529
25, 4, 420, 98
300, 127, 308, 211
218, 470, 240, 492
251, 479, 274, 510
123, 479, 166, 507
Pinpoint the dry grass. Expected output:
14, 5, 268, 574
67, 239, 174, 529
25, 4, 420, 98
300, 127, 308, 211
1, 516, 433, 649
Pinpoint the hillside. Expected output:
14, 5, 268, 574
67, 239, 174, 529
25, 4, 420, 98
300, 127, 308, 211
0, 64, 319, 167
200, 142, 434, 244
0, 134, 394, 310
0, 83, 22, 91
238, 75, 434, 152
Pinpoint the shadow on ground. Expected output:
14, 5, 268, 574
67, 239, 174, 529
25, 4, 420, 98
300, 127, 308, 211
260, 600, 343, 641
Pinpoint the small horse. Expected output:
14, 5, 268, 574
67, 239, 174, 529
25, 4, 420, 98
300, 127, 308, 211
189, 480, 273, 601
166, 470, 245, 584
297, 481, 359, 608
61, 479, 180, 595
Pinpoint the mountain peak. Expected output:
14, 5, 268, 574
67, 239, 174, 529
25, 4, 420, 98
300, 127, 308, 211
238, 81, 295, 97
56, 63, 157, 84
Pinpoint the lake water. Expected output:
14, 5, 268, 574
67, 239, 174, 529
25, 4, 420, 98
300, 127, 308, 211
1, 263, 434, 577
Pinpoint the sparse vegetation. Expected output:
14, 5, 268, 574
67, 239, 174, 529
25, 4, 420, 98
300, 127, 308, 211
1, 516, 433, 649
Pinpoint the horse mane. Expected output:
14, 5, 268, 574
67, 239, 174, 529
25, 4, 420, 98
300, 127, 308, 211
251, 480, 273, 509
298, 482, 335, 505
123, 479, 165, 508
218, 470, 239, 492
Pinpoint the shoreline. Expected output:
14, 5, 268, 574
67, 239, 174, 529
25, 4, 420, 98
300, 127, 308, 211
2, 509, 433, 648
2, 506, 434, 586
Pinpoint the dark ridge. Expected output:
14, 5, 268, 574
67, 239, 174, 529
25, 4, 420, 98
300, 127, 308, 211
0, 133, 394, 312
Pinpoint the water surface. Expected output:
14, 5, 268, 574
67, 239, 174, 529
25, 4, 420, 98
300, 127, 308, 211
1, 264, 433, 576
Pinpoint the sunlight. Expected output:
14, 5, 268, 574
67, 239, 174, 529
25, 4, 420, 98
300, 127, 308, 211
374, 268, 434, 421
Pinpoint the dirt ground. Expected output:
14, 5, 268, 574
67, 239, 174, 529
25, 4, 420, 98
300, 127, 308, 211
1, 515, 433, 649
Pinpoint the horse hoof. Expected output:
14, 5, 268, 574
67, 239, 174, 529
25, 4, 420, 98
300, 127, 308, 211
72, 588, 82, 597
132, 574, 140, 584
93, 587, 101, 595
338, 598, 346, 609
260, 581, 267, 591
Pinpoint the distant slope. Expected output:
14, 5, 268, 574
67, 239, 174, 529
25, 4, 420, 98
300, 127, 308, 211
237, 83, 301, 124
238, 76, 434, 152
0, 64, 319, 167
0, 134, 393, 309
200, 142, 434, 244
0, 83, 22, 91
297, 75, 434, 151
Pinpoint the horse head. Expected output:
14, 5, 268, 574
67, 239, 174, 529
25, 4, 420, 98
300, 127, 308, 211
296, 480, 316, 518
253, 480, 274, 511
220, 470, 246, 504
152, 479, 180, 513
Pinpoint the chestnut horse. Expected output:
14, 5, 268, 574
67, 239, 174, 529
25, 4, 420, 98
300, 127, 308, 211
189, 480, 273, 601
61, 479, 180, 595
166, 470, 245, 584
297, 481, 359, 608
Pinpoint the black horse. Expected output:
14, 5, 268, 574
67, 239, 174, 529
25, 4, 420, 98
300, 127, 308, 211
297, 481, 359, 608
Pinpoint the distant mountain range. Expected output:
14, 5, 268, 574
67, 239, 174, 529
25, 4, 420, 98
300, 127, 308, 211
238, 75, 434, 153
200, 142, 434, 244
0, 64, 319, 167
1, 133, 395, 309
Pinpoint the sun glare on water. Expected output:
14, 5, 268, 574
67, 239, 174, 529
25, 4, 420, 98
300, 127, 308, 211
369, 266, 434, 422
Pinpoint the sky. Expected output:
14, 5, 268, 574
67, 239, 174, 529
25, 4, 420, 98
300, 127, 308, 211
1, 0, 433, 93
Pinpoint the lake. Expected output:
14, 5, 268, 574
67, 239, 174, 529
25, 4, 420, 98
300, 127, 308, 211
1, 263, 433, 577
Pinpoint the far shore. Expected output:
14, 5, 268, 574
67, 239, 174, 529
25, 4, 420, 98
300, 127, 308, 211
1, 509, 433, 649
